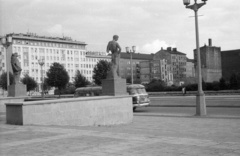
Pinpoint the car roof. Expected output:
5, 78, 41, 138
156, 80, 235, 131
75, 86, 102, 91
127, 84, 145, 89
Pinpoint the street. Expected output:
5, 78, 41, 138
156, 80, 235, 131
133, 95, 240, 118
1, 95, 240, 155
134, 107, 240, 118
149, 95, 240, 107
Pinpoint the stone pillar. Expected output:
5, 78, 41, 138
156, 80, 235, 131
8, 83, 27, 97
102, 77, 127, 96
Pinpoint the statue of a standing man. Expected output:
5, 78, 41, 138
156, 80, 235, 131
106, 35, 121, 78
11, 53, 22, 84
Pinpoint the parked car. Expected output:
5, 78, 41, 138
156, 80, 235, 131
74, 84, 150, 111
74, 86, 102, 97
127, 84, 150, 111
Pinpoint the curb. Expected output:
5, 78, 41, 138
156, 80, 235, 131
148, 105, 240, 108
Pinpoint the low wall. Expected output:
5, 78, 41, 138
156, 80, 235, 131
6, 95, 133, 126
0, 97, 27, 112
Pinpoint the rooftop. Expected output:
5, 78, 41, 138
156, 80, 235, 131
187, 58, 195, 63
156, 47, 186, 56
120, 52, 154, 60
2, 33, 87, 45
221, 49, 240, 53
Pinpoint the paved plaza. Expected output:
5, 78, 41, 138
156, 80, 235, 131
0, 109, 240, 156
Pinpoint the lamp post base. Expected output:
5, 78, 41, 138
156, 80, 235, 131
195, 92, 207, 116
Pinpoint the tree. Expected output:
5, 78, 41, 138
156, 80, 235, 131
45, 62, 69, 97
0, 72, 14, 91
146, 79, 166, 92
126, 76, 131, 84
43, 77, 51, 91
229, 73, 239, 90
219, 77, 227, 90
92, 60, 111, 85
73, 70, 90, 88
202, 78, 206, 91
21, 74, 38, 95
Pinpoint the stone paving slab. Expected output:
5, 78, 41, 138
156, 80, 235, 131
0, 113, 240, 156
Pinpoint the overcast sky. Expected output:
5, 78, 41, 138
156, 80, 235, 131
0, 0, 239, 58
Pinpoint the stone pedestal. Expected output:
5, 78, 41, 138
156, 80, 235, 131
8, 83, 27, 97
102, 78, 127, 96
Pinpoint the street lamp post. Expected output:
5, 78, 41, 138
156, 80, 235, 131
183, 0, 207, 116
1, 35, 12, 94
126, 46, 136, 84
38, 58, 45, 98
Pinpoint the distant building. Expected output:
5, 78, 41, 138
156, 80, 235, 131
120, 52, 153, 83
221, 49, 240, 80
194, 39, 222, 82
137, 47, 187, 86
182, 58, 197, 85
0, 33, 110, 91
186, 58, 195, 78
139, 59, 173, 86
154, 47, 187, 85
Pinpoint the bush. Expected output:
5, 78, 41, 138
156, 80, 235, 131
185, 83, 198, 91
164, 85, 181, 91
54, 83, 76, 95
145, 79, 166, 92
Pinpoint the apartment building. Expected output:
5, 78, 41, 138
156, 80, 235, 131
221, 49, 240, 80
154, 47, 187, 85
0, 33, 110, 87
186, 58, 195, 78
120, 52, 153, 83
194, 39, 222, 82
139, 59, 173, 86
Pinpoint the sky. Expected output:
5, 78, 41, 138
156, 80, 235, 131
0, 0, 239, 59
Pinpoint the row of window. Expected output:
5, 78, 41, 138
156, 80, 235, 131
172, 62, 186, 66
14, 46, 87, 56
13, 40, 85, 50
171, 55, 186, 61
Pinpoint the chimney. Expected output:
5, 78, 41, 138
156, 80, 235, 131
167, 47, 172, 51
173, 48, 177, 52
208, 38, 212, 46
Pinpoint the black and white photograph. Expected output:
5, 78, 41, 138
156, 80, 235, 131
0, 0, 240, 155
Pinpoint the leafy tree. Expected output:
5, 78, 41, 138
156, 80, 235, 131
54, 82, 76, 95
92, 60, 111, 85
46, 62, 69, 97
73, 70, 90, 88
145, 79, 166, 92
202, 78, 206, 91
211, 81, 220, 91
229, 73, 239, 90
21, 74, 38, 94
219, 77, 227, 90
0, 72, 14, 91
43, 77, 51, 91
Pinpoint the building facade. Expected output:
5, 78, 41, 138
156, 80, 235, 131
194, 39, 222, 82
186, 58, 195, 78
120, 52, 153, 83
139, 59, 173, 86
221, 49, 240, 80
0, 33, 110, 90
154, 47, 187, 85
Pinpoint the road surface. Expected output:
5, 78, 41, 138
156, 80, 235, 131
149, 95, 240, 107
